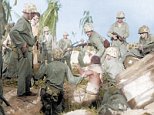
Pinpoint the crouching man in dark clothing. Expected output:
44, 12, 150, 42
35, 48, 83, 115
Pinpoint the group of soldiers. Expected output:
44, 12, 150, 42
0, 1, 154, 115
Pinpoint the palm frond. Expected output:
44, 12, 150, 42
79, 10, 93, 34
40, 0, 61, 38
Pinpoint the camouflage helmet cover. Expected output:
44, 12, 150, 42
84, 23, 94, 32
116, 11, 125, 19
138, 25, 150, 34
105, 47, 119, 58
23, 3, 37, 13
52, 48, 63, 60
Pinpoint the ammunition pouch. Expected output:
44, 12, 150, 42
40, 83, 63, 104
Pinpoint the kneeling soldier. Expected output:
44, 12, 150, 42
35, 48, 83, 115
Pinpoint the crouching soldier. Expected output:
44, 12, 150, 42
102, 47, 124, 79
35, 48, 83, 115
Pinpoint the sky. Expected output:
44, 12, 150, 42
10, 0, 154, 43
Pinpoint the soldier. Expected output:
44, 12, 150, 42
9, 3, 39, 96
84, 23, 105, 58
39, 26, 53, 64
58, 32, 72, 70
35, 48, 83, 115
107, 11, 129, 60
31, 12, 40, 66
102, 47, 124, 79
0, 0, 6, 114
138, 25, 154, 55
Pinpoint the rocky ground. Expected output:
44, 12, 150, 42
3, 84, 42, 115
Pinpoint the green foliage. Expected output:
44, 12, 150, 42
39, 0, 61, 38
79, 11, 93, 34
2, 0, 16, 23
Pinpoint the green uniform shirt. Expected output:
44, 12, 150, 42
9, 17, 35, 48
108, 22, 129, 41
139, 34, 154, 47
58, 38, 72, 52
89, 31, 105, 57
36, 61, 83, 90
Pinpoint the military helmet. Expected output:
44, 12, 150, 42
138, 25, 150, 34
52, 48, 63, 60
43, 26, 49, 32
23, 3, 37, 13
84, 23, 94, 32
105, 47, 119, 58
30, 4, 38, 13
116, 11, 125, 19
63, 32, 69, 36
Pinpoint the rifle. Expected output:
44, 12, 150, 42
74, 42, 93, 48
0, 96, 11, 106
141, 42, 154, 55
111, 32, 124, 42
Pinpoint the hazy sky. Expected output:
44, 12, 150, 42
10, 0, 154, 43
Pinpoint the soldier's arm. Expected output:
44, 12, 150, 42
65, 65, 83, 84
123, 23, 129, 39
9, 19, 26, 48
34, 65, 47, 80
107, 24, 115, 38
94, 38, 105, 57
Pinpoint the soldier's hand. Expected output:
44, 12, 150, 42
21, 43, 28, 53
112, 34, 117, 40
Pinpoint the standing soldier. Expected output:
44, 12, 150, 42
58, 32, 72, 70
107, 11, 129, 60
39, 26, 54, 64
31, 12, 40, 67
9, 3, 39, 96
84, 23, 105, 58
0, 0, 7, 114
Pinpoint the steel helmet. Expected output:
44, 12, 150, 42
63, 32, 69, 36
138, 25, 150, 34
30, 4, 38, 13
52, 48, 63, 60
84, 23, 94, 32
105, 47, 119, 58
23, 3, 37, 13
116, 11, 125, 19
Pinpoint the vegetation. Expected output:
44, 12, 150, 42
39, 0, 61, 39
79, 11, 93, 34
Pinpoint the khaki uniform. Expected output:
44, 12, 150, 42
9, 17, 35, 96
39, 34, 53, 63
139, 34, 154, 49
138, 34, 154, 55
108, 22, 129, 58
102, 58, 124, 79
58, 38, 72, 69
89, 31, 105, 57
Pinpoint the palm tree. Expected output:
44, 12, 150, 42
0, 0, 17, 36
40, 0, 61, 39
79, 11, 93, 34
